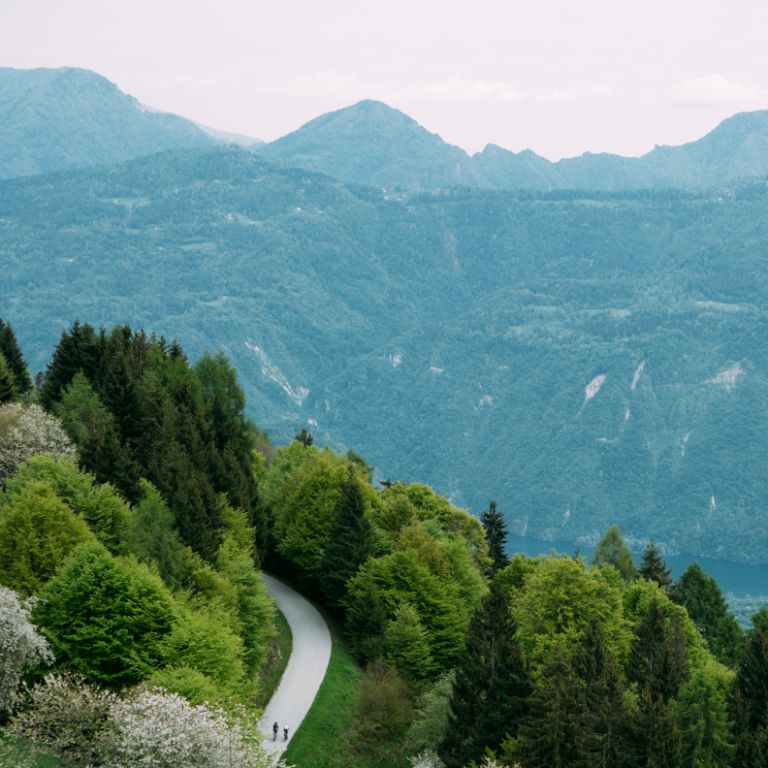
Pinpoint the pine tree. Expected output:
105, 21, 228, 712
639, 540, 672, 590
480, 500, 509, 574
627, 600, 689, 768
439, 579, 532, 768
674, 671, 734, 768
673, 563, 744, 665
39, 322, 102, 410
573, 621, 629, 768
294, 428, 314, 446
730, 622, 768, 768
0, 352, 16, 404
319, 470, 374, 607
0, 319, 32, 397
510, 647, 586, 768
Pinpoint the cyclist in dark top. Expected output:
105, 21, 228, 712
272, 722, 279, 740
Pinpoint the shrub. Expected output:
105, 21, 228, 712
0, 588, 53, 716
0, 404, 75, 486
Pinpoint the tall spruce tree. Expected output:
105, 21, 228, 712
573, 621, 629, 768
509, 647, 586, 768
639, 540, 672, 590
627, 600, 689, 768
0, 319, 32, 397
439, 579, 531, 768
673, 563, 744, 665
319, 469, 374, 608
480, 500, 509, 574
0, 352, 16, 404
730, 621, 768, 768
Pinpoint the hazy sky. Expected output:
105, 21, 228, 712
3, 0, 768, 160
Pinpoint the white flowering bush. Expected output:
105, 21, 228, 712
0, 403, 76, 486
0, 587, 53, 715
106, 689, 277, 768
9, 678, 282, 768
409, 751, 445, 768
7, 672, 116, 766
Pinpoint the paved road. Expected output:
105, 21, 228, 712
259, 574, 332, 756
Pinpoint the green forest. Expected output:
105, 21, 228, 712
4, 148, 768, 564
1, 318, 766, 768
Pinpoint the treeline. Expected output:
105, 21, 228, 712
257, 434, 768, 767
39, 321, 263, 560
0, 319, 276, 767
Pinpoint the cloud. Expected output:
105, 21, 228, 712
399, 79, 613, 105
534, 85, 613, 103
673, 74, 768, 108
255, 71, 382, 101
400, 78, 526, 103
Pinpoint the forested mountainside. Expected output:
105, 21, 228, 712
2, 147, 768, 563
257, 100, 768, 191
5, 66, 768, 192
1, 320, 766, 768
0, 67, 213, 179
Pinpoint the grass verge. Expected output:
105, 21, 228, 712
282, 610, 360, 768
0, 736, 60, 767
252, 607, 292, 711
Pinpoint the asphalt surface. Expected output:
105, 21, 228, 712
258, 574, 332, 756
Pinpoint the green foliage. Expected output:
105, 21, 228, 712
480, 501, 509, 574
39, 324, 263, 561
34, 543, 176, 687
730, 622, 768, 768
384, 601, 434, 681
0, 480, 94, 594
506, 647, 586, 768
511, 555, 630, 671
53, 372, 141, 504
159, 606, 245, 692
7, 455, 130, 554
639, 540, 672, 590
440, 579, 531, 768
319, 473, 375, 607
273, 451, 346, 579
593, 526, 636, 582
0, 319, 32, 398
404, 671, 456, 756
215, 505, 275, 675
346, 659, 414, 767
0, 352, 16, 404
146, 666, 223, 707
125, 480, 187, 588
674, 671, 734, 768
345, 542, 477, 671
7, 151, 768, 565
674, 562, 745, 666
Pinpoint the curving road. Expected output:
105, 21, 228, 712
258, 574, 332, 756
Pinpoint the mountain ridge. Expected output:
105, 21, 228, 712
3, 145, 768, 564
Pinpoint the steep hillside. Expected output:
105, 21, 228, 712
2, 148, 768, 563
257, 99, 768, 191
256, 99, 480, 188
0, 67, 213, 179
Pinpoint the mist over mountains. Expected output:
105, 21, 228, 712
3, 67, 768, 564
